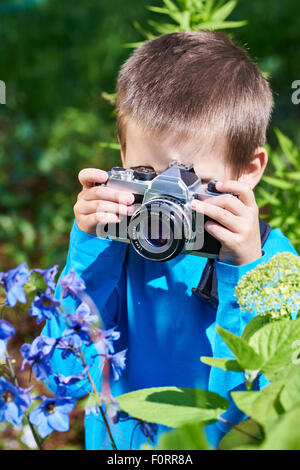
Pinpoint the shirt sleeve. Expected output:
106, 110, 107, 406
206, 227, 299, 433
42, 220, 128, 398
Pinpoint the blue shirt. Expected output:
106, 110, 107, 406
42, 220, 298, 449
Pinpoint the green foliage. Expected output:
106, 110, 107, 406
256, 130, 300, 253
116, 252, 300, 449
117, 386, 228, 428
155, 422, 210, 450
125, 0, 246, 47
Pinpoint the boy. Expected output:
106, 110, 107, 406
43, 31, 298, 449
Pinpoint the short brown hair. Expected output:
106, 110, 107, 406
115, 30, 273, 179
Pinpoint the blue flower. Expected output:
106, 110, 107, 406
29, 291, 60, 324
60, 269, 85, 300
62, 303, 95, 348
0, 262, 30, 307
72, 302, 98, 325
93, 326, 121, 354
0, 377, 31, 425
108, 349, 127, 381
139, 421, 159, 442
0, 320, 15, 357
53, 367, 90, 396
33, 265, 59, 291
56, 336, 81, 360
29, 396, 76, 438
20, 335, 57, 381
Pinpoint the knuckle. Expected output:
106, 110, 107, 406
73, 201, 79, 216
78, 169, 86, 182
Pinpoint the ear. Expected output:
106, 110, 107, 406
117, 135, 126, 167
239, 147, 268, 189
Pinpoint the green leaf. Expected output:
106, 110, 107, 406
157, 422, 210, 450
215, 325, 263, 371
191, 20, 247, 30
211, 0, 238, 22
231, 380, 284, 426
241, 315, 272, 343
262, 175, 293, 190
248, 319, 300, 379
274, 128, 300, 167
218, 419, 263, 450
279, 364, 300, 412
117, 386, 229, 428
256, 186, 281, 207
286, 172, 300, 180
147, 20, 181, 34
261, 405, 300, 450
162, 0, 180, 12
98, 142, 120, 150
200, 356, 243, 372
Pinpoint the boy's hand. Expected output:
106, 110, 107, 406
74, 168, 136, 236
191, 180, 262, 266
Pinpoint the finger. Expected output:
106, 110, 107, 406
78, 168, 108, 189
80, 185, 135, 205
81, 212, 122, 230
191, 199, 241, 233
199, 193, 247, 217
215, 180, 256, 208
204, 220, 237, 246
75, 199, 135, 216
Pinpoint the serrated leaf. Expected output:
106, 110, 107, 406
200, 356, 243, 372
248, 319, 300, 379
218, 419, 263, 450
231, 380, 283, 426
157, 422, 210, 450
215, 325, 263, 371
241, 315, 272, 343
117, 386, 228, 428
261, 405, 300, 450
279, 364, 300, 411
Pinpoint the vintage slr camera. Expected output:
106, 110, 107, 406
96, 160, 237, 262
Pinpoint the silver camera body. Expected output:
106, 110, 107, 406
96, 160, 236, 262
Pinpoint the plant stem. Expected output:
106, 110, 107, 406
5, 354, 44, 450
78, 350, 117, 450
217, 416, 262, 443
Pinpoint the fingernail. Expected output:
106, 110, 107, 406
121, 194, 134, 204
191, 200, 200, 209
126, 194, 135, 204
127, 205, 136, 215
216, 181, 223, 189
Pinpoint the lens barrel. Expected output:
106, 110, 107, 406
127, 198, 192, 261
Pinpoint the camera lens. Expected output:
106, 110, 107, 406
127, 198, 192, 261
146, 218, 170, 248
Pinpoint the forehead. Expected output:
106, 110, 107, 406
124, 118, 228, 175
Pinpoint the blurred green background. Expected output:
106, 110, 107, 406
0, 0, 299, 270
0, 0, 299, 450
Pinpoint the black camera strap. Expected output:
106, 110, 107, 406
191, 218, 272, 308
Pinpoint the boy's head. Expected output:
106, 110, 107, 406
115, 30, 273, 187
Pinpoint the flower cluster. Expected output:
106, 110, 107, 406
234, 252, 300, 320
0, 263, 139, 449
